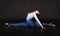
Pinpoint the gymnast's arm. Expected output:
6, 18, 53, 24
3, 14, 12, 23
33, 14, 45, 29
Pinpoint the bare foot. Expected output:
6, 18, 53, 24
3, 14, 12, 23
5, 23, 9, 25
50, 23, 56, 27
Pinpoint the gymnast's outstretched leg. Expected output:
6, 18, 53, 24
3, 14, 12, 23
5, 22, 28, 27
35, 22, 56, 27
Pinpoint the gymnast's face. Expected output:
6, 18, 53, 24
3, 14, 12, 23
34, 10, 40, 14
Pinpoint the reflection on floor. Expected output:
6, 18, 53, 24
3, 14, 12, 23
1, 23, 56, 36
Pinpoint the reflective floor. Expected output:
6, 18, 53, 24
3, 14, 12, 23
0, 23, 57, 36
0, 19, 59, 36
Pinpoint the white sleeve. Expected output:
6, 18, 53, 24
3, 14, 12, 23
33, 14, 43, 27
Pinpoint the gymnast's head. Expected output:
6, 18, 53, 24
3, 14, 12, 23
33, 10, 40, 14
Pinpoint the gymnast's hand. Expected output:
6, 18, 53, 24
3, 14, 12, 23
41, 26, 46, 30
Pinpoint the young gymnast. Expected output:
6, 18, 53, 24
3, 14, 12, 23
5, 10, 56, 30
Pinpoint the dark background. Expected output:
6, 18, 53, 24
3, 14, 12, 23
0, 0, 58, 19
0, 0, 60, 36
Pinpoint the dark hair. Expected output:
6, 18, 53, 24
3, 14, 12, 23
27, 8, 40, 13
33, 9, 40, 12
